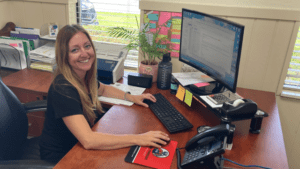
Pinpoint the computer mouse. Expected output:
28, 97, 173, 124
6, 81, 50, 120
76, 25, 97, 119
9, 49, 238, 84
143, 98, 154, 105
156, 139, 170, 146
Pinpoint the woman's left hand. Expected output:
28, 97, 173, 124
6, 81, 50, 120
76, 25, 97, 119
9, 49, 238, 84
131, 93, 156, 107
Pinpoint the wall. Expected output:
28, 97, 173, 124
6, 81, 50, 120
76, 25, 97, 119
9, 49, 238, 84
140, 0, 300, 94
0, 0, 77, 34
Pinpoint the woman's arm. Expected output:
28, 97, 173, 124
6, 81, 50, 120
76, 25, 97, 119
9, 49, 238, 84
63, 114, 169, 150
98, 82, 156, 107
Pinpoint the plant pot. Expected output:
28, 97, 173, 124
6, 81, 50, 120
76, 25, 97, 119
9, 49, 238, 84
139, 61, 158, 82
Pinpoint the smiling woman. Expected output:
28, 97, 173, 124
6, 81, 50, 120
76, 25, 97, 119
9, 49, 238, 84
39, 24, 169, 163
68, 31, 95, 79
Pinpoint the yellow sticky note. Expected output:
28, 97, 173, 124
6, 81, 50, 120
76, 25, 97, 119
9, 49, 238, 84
184, 90, 193, 107
176, 85, 185, 101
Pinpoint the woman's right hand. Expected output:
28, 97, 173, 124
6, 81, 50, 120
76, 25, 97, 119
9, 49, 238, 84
135, 131, 170, 149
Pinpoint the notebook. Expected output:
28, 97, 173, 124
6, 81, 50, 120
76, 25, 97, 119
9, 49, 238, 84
125, 140, 178, 169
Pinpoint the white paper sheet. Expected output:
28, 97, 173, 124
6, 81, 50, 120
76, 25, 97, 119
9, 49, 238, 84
98, 83, 146, 106
172, 72, 214, 86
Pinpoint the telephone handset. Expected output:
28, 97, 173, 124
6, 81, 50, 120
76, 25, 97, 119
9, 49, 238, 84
185, 124, 230, 151
179, 124, 230, 169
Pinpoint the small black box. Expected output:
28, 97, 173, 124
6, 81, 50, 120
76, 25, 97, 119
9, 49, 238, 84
128, 73, 152, 88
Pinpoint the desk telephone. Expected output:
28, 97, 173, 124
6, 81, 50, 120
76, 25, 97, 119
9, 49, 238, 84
177, 124, 231, 169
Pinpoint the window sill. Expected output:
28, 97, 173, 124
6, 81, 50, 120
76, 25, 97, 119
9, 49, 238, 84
281, 89, 300, 100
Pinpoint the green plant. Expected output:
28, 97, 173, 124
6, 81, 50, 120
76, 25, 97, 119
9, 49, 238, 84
108, 16, 172, 65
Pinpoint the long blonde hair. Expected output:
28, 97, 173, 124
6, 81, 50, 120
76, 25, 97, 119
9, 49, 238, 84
54, 24, 103, 126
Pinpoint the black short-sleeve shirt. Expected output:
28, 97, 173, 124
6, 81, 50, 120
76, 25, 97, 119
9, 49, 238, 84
39, 74, 101, 162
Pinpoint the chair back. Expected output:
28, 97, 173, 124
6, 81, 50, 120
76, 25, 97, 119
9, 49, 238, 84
0, 78, 28, 160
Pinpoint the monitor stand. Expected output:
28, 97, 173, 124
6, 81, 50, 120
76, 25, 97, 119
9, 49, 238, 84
189, 81, 225, 95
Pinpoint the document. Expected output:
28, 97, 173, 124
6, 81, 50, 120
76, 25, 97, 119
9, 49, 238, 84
0, 42, 27, 70
98, 83, 146, 106
172, 72, 214, 86
30, 42, 55, 64
199, 95, 223, 108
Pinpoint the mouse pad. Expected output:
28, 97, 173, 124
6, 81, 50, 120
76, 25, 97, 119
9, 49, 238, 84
125, 140, 178, 169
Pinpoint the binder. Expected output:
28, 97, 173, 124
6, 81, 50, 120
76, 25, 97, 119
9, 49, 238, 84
10, 32, 39, 50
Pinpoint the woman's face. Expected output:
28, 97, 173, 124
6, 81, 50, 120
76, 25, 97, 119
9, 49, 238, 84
68, 31, 95, 79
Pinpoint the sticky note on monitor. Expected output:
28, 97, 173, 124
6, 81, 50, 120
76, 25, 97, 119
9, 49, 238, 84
176, 85, 185, 101
184, 90, 193, 107
194, 82, 210, 88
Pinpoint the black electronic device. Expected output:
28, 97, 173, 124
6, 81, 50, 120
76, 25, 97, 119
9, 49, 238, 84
144, 93, 193, 133
178, 124, 230, 169
179, 8, 245, 95
128, 72, 152, 88
220, 99, 257, 119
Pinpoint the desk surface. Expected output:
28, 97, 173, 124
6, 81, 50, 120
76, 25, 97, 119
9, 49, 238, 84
2, 69, 289, 169
54, 81, 288, 168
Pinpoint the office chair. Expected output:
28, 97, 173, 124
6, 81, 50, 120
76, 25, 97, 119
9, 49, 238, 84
0, 77, 55, 169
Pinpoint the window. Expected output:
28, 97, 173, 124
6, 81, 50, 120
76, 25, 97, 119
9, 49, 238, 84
77, 0, 140, 70
281, 27, 300, 98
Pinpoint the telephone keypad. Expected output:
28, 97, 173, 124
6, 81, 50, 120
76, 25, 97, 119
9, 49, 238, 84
181, 140, 225, 167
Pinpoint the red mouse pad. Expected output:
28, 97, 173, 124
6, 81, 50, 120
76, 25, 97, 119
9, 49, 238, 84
125, 140, 178, 169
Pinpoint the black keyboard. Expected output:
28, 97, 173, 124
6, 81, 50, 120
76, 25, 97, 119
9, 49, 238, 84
144, 93, 193, 133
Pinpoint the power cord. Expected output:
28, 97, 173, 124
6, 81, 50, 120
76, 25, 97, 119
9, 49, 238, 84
221, 157, 272, 169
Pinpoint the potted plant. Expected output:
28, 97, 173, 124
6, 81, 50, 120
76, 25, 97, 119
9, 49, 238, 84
108, 17, 172, 82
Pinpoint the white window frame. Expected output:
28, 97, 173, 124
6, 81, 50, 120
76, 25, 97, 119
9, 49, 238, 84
76, 0, 139, 70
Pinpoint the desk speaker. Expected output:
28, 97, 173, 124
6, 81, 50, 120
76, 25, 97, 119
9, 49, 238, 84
128, 73, 152, 88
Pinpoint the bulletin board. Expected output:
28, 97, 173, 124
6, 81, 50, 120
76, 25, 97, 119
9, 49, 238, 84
144, 10, 182, 58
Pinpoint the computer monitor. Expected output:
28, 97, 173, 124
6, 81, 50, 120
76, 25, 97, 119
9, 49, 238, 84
179, 8, 244, 95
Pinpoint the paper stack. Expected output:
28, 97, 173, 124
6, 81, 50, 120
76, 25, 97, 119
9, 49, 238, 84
29, 41, 55, 72
0, 37, 30, 70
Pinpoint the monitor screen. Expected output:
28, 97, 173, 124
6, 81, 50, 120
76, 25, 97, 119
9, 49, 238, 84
179, 8, 244, 94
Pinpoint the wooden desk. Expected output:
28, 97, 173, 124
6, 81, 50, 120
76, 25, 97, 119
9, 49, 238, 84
54, 85, 288, 168
2, 69, 288, 168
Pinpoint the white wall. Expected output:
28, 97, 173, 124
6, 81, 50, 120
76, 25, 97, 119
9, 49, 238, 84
0, 0, 77, 34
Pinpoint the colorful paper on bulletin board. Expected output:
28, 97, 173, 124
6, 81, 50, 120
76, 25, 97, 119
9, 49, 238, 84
171, 44, 180, 50
148, 14, 159, 21
159, 27, 169, 35
171, 52, 179, 57
184, 90, 193, 107
149, 23, 156, 29
172, 12, 182, 17
158, 12, 172, 26
171, 34, 180, 39
144, 10, 182, 57
172, 19, 182, 25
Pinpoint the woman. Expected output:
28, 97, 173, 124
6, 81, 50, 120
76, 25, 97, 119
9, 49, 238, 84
39, 24, 170, 163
